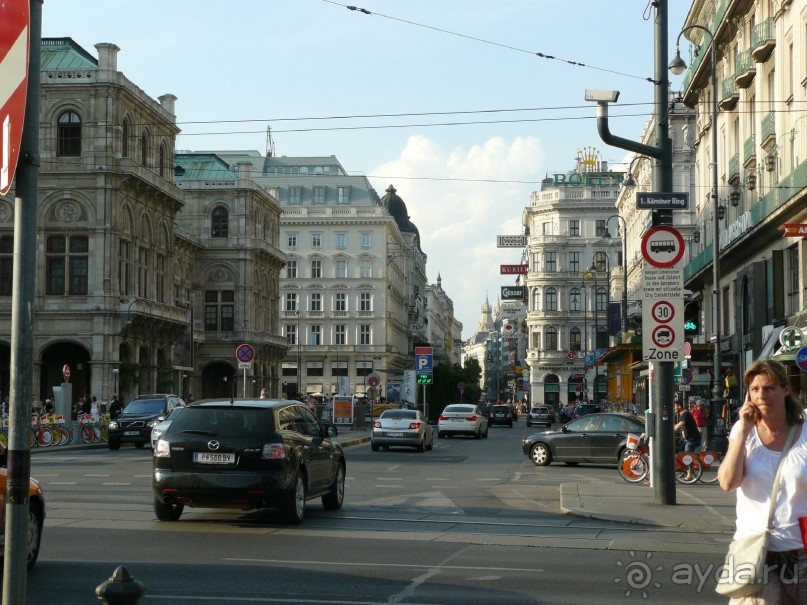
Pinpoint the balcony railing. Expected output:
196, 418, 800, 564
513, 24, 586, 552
761, 112, 776, 147
752, 17, 776, 63
728, 153, 740, 183
719, 76, 739, 110
743, 134, 756, 166
735, 49, 756, 88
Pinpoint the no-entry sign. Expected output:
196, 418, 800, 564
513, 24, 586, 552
0, 0, 30, 195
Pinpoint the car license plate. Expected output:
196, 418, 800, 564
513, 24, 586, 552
193, 452, 235, 464
123, 431, 140, 436
387, 432, 404, 437
451, 418, 463, 422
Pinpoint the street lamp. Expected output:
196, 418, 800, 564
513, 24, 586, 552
295, 309, 302, 397
670, 24, 726, 453
571, 286, 587, 401
122, 297, 156, 393
604, 214, 629, 339
112, 368, 119, 399
584, 264, 599, 403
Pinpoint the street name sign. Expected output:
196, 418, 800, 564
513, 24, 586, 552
636, 192, 689, 210
496, 235, 528, 247
0, 0, 30, 194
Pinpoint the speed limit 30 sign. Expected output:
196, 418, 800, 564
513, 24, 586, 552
641, 265, 684, 362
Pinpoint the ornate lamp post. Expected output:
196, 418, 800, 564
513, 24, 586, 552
670, 24, 727, 453
604, 214, 629, 338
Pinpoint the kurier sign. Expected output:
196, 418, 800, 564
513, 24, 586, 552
500, 264, 528, 275
501, 286, 525, 300
496, 235, 528, 247
0, 0, 30, 195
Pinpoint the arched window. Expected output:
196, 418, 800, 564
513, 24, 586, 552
596, 286, 608, 312
545, 287, 557, 311
569, 288, 582, 311
532, 288, 540, 312
140, 131, 149, 167
569, 327, 582, 351
211, 206, 229, 238
596, 326, 609, 349
545, 327, 558, 350
57, 111, 82, 156
121, 119, 130, 158
594, 251, 608, 272
158, 144, 166, 177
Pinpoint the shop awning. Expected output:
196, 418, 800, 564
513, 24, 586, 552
305, 384, 323, 394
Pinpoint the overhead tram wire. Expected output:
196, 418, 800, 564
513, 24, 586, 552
323, 0, 660, 84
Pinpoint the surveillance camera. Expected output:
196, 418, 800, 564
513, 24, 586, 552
584, 89, 620, 103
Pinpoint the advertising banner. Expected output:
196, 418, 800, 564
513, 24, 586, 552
500, 264, 529, 275
501, 286, 525, 300
332, 396, 354, 427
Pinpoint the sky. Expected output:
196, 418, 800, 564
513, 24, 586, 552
41, 0, 692, 340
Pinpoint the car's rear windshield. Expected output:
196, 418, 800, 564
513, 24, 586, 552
168, 407, 271, 439
122, 400, 165, 415
444, 405, 474, 414
532, 407, 548, 413
380, 410, 417, 419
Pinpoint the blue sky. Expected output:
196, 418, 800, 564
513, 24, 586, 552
42, 0, 692, 338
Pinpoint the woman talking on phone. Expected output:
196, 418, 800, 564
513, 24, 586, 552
718, 359, 807, 603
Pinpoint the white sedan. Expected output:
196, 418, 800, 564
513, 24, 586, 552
371, 409, 433, 452
437, 404, 489, 439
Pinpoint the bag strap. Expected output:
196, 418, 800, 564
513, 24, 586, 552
765, 425, 798, 531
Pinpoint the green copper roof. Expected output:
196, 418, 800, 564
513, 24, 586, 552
41, 38, 98, 70
174, 153, 237, 180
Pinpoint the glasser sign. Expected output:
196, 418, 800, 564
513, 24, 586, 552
501, 286, 525, 300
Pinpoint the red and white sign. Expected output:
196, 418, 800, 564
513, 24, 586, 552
236, 343, 255, 363
641, 225, 685, 268
0, 0, 30, 195
567, 350, 577, 360
651, 300, 675, 324
499, 264, 529, 275
783, 224, 807, 237
62, 364, 71, 382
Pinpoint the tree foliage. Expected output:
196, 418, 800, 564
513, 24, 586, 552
425, 358, 483, 422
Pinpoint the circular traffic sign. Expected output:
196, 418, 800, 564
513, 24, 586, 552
0, 0, 30, 195
641, 225, 685, 268
651, 325, 675, 348
458, 382, 466, 393
780, 326, 803, 349
567, 350, 577, 360
796, 347, 807, 372
651, 300, 676, 324
367, 374, 380, 387
62, 364, 71, 382
236, 343, 255, 362
681, 368, 693, 385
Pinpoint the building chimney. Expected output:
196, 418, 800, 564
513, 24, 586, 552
94, 43, 119, 72
158, 94, 177, 122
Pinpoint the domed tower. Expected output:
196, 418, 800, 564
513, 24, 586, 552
381, 185, 422, 251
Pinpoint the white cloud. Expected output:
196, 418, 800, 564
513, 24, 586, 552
371, 135, 543, 337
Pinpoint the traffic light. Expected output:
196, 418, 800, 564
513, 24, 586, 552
417, 373, 433, 384
684, 302, 700, 335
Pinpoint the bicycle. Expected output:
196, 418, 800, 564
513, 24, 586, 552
618, 434, 703, 484
79, 414, 103, 444
695, 450, 723, 484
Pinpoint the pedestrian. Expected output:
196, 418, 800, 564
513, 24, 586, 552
260, 388, 269, 399
80, 396, 91, 415
674, 401, 701, 453
717, 359, 807, 602
44, 398, 54, 414
108, 395, 122, 420
691, 398, 709, 452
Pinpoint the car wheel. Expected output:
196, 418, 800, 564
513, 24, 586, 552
437, 431, 444, 439
134, 442, 145, 449
108, 438, 120, 451
482, 427, 489, 439
526, 421, 531, 427
529, 442, 552, 466
417, 437, 425, 452
371, 441, 380, 451
426, 434, 434, 450
321, 463, 345, 510
281, 473, 306, 525
474, 427, 481, 439
25, 503, 43, 570
153, 497, 184, 521
508, 422, 513, 428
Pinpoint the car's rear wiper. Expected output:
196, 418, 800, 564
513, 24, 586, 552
180, 429, 217, 436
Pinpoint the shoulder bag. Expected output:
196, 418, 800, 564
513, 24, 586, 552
715, 425, 798, 597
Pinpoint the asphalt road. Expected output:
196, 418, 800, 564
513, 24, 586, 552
17, 421, 730, 604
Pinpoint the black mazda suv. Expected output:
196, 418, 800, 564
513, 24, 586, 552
152, 399, 345, 525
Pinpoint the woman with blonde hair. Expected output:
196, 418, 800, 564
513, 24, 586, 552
718, 359, 807, 603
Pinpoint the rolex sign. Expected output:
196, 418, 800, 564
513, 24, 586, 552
501, 286, 525, 300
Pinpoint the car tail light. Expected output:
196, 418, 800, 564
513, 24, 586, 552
465, 415, 478, 421
408, 422, 420, 430
154, 439, 170, 457
261, 443, 286, 460
372, 421, 382, 429
439, 415, 448, 421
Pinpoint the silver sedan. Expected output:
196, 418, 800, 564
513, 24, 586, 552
371, 409, 434, 452
437, 404, 489, 439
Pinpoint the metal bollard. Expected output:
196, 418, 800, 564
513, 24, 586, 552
95, 565, 146, 604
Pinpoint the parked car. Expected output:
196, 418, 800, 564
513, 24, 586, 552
0, 452, 45, 570
371, 409, 433, 452
525, 406, 552, 428
488, 404, 514, 427
153, 398, 345, 524
522, 412, 645, 466
108, 394, 185, 450
437, 404, 489, 439
150, 405, 186, 449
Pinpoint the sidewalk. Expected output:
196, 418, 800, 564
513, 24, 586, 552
560, 480, 737, 533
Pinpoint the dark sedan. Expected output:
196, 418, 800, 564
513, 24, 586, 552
521, 413, 645, 466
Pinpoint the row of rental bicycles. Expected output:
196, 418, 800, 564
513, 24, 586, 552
618, 433, 724, 485
0, 413, 110, 448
